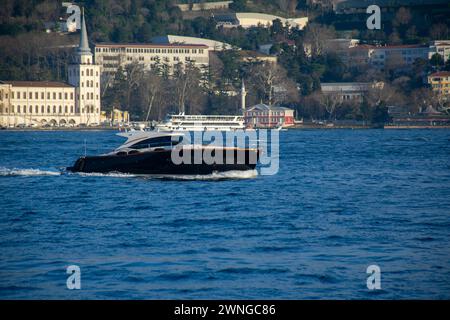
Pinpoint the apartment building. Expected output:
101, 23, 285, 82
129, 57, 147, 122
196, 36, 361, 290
429, 41, 450, 62
428, 71, 450, 99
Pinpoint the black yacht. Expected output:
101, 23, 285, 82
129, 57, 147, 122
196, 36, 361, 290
67, 131, 259, 175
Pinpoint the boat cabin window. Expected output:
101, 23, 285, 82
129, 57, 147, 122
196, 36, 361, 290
130, 136, 181, 149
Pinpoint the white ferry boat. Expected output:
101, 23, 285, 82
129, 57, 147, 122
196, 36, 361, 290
155, 114, 246, 132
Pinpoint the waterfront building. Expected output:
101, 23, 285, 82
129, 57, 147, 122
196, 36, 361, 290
0, 9, 101, 127
429, 41, 450, 62
245, 104, 295, 128
100, 108, 130, 125
151, 35, 234, 51
428, 71, 450, 99
94, 43, 210, 81
215, 13, 308, 30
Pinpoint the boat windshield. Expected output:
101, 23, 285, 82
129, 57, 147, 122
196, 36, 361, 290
129, 135, 181, 149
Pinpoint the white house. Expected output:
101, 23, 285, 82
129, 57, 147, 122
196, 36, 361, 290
151, 35, 234, 51
216, 13, 308, 30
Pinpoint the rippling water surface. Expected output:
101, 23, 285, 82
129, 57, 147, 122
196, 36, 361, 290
0, 129, 449, 299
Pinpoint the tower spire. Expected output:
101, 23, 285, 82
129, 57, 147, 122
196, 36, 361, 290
77, 7, 91, 55
241, 79, 247, 113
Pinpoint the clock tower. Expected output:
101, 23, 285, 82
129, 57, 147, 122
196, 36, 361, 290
68, 8, 101, 125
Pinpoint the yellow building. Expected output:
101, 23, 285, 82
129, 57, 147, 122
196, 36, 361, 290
428, 71, 450, 98
101, 108, 130, 124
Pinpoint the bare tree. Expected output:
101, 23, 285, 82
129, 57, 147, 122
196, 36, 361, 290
364, 83, 400, 108
304, 23, 336, 57
173, 61, 202, 114
317, 92, 342, 120
411, 88, 434, 114
124, 62, 144, 110
249, 62, 297, 106
141, 70, 164, 121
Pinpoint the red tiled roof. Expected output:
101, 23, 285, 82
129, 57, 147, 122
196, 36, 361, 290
1, 81, 74, 88
428, 71, 450, 77
350, 44, 428, 50
95, 42, 208, 49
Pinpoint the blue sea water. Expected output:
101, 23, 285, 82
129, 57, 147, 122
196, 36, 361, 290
0, 129, 449, 299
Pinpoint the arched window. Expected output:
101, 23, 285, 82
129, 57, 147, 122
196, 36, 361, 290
65, 106, 68, 113
70, 105, 74, 113
35, 105, 38, 113
59, 105, 62, 113
41, 106, 44, 113
47, 106, 50, 113
90, 80, 93, 87
23, 105, 27, 113
53, 106, 56, 113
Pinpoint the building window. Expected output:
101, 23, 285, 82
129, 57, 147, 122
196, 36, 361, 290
59, 106, 62, 113
53, 92, 56, 100
53, 106, 56, 113
35, 105, 38, 113
41, 92, 44, 99
17, 92, 20, 99
70, 93, 74, 99
41, 105, 44, 113
29, 92, 32, 99
65, 93, 68, 99
65, 106, 68, 113
70, 105, 74, 113
47, 106, 50, 113
35, 92, 38, 99
59, 93, 62, 99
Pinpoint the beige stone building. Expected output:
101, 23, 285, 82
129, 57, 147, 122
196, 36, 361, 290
94, 43, 210, 82
0, 10, 101, 128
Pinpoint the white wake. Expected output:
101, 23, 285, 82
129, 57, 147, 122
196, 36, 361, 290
0, 167, 62, 176
0, 167, 258, 180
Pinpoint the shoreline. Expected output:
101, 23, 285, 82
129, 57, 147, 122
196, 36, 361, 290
2, 125, 450, 132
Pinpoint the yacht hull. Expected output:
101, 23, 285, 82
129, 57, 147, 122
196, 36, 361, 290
67, 148, 259, 175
